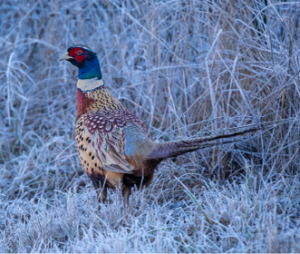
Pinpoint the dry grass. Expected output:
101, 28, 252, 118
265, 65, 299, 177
0, 0, 300, 252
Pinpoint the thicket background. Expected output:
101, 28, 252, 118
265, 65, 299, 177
0, 0, 300, 252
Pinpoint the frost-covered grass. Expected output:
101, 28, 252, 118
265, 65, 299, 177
0, 0, 300, 252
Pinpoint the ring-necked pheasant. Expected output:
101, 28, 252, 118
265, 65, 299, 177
60, 45, 258, 202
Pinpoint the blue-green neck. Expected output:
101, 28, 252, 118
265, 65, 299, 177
78, 57, 102, 80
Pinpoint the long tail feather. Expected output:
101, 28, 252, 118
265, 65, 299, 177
146, 126, 259, 159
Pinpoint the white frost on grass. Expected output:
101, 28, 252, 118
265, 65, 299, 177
0, 0, 300, 252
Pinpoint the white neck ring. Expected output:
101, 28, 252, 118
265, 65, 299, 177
77, 78, 104, 91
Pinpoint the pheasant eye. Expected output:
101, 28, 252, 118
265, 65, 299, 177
69, 47, 87, 62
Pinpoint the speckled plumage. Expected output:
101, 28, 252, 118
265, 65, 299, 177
75, 86, 159, 201
60, 45, 258, 202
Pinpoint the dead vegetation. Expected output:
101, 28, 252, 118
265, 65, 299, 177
0, 0, 299, 252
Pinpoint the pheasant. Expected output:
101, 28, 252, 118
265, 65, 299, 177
60, 45, 258, 202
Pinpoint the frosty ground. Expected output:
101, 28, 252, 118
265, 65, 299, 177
0, 0, 299, 252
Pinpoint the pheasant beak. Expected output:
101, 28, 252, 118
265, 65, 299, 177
59, 52, 74, 61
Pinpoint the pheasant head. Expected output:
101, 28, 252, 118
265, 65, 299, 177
60, 45, 102, 80
60, 45, 122, 119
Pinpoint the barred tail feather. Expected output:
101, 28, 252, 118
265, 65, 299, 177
146, 126, 258, 159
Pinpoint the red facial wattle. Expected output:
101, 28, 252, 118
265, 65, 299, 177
69, 48, 88, 63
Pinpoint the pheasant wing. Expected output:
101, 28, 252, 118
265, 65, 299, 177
76, 110, 134, 177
